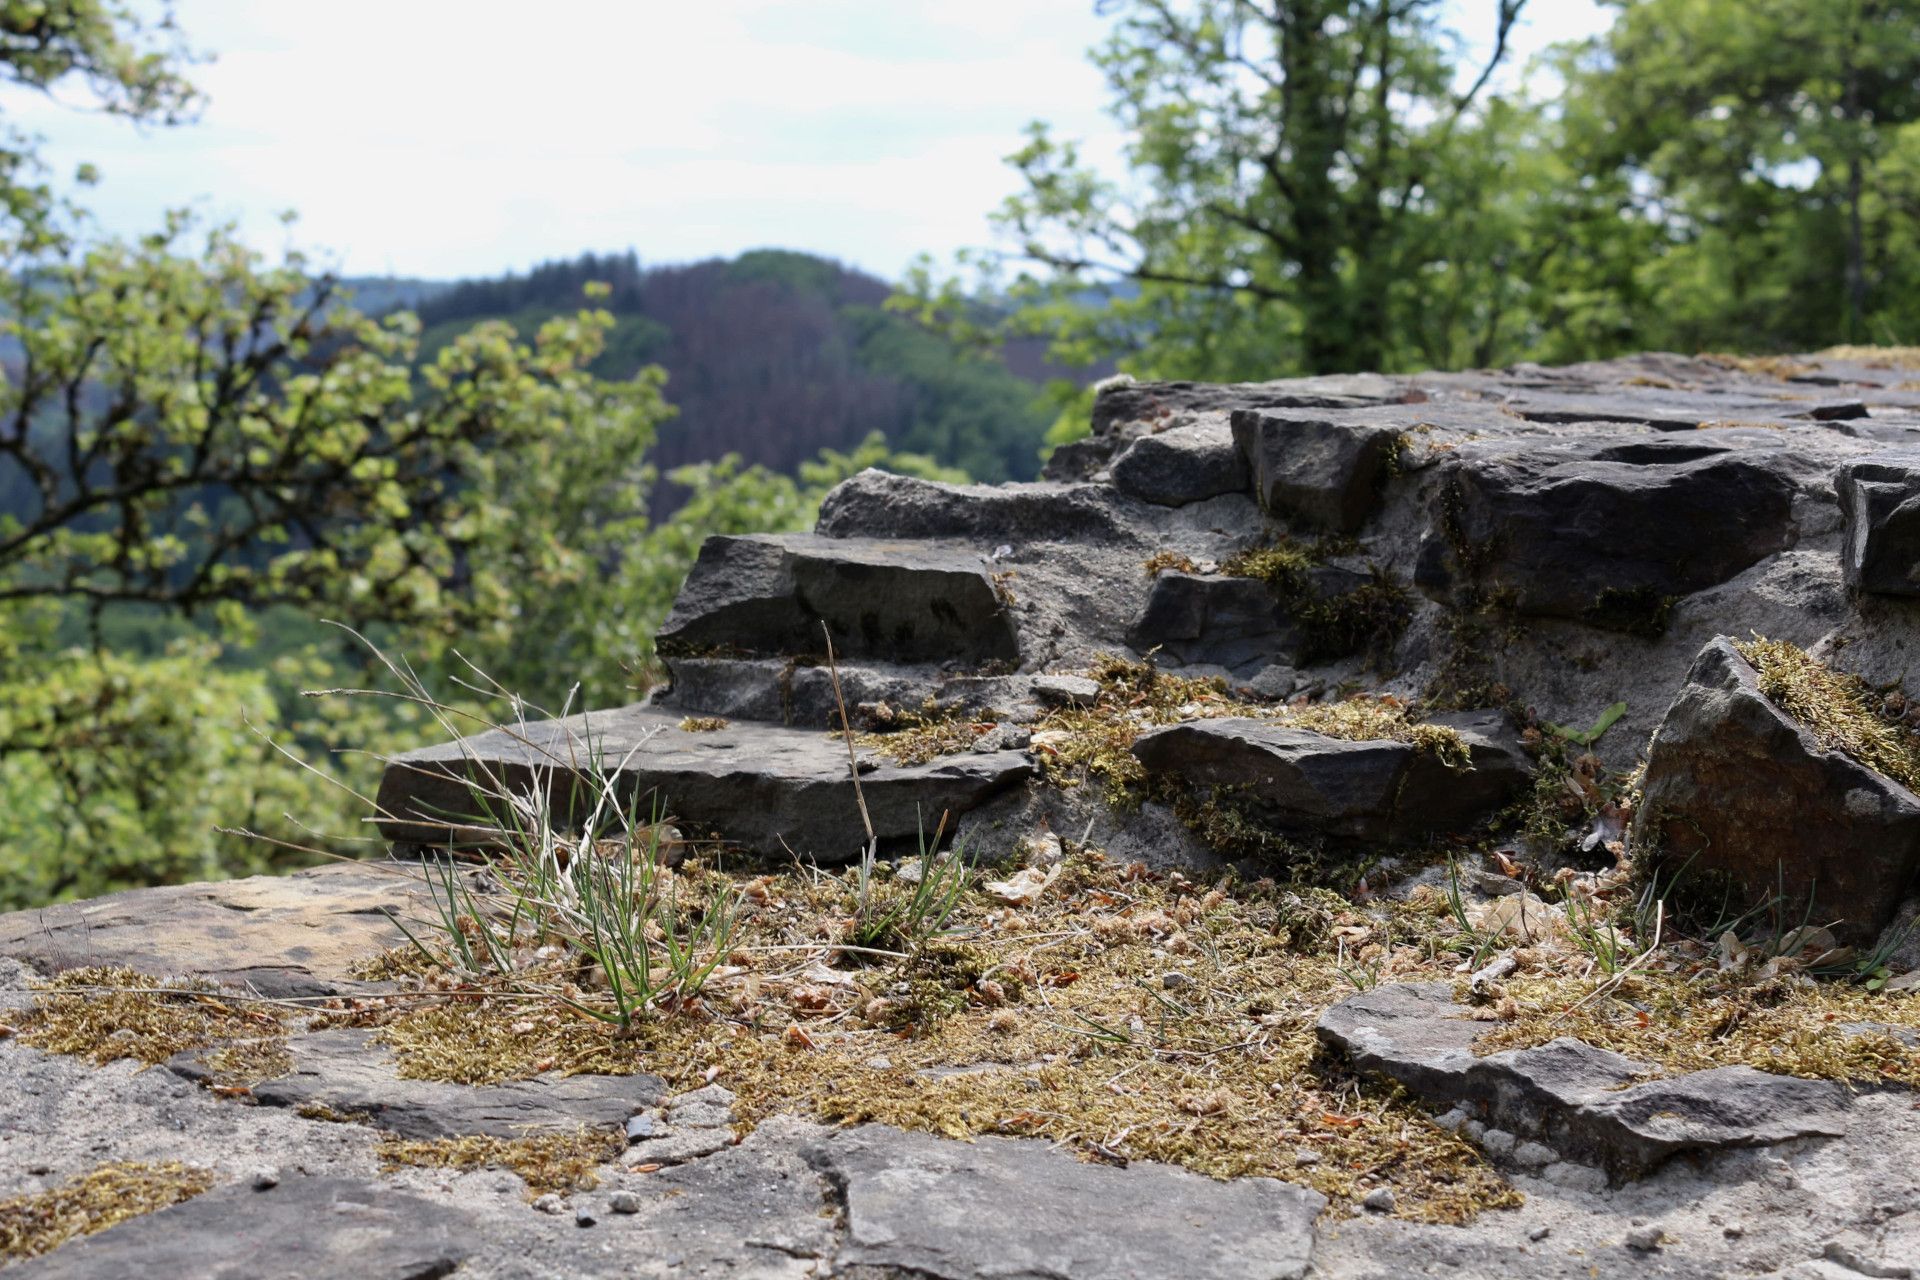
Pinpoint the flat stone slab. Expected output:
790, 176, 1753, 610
1131, 711, 1530, 844
10, 1175, 472, 1280
168, 1028, 666, 1139
375, 704, 1032, 860
1319, 982, 1851, 1180
804, 1123, 1323, 1280
0, 865, 425, 997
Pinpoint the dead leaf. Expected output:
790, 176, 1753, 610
984, 865, 1059, 906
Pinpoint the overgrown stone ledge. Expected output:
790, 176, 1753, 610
12, 350, 1920, 1277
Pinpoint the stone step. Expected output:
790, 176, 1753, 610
814, 469, 1167, 545
1317, 982, 1850, 1182
1130, 711, 1530, 845
660, 653, 1038, 728
375, 705, 1032, 861
1414, 434, 1805, 635
655, 531, 1022, 666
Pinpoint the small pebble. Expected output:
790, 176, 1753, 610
1479, 1128, 1516, 1157
1722, 1224, 1744, 1239
1162, 972, 1194, 991
1511, 1141, 1556, 1169
1528, 1226, 1551, 1242
864, 1056, 894, 1070
1624, 1226, 1663, 1253
532, 1193, 566, 1215
1293, 1148, 1320, 1168
608, 1190, 642, 1215
574, 1205, 597, 1228
1432, 1109, 1469, 1133
249, 1166, 280, 1191
625, 1114, 658, 1143
1362, 1187, 1397, 1214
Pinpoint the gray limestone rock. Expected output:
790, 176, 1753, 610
1232, 408, 1406, 532
9, 1176, 472, 1280
1127, 571, 1300, 672
1318, 982, 1851, 1180
1416, 435, 1799, 634
1108, 422, 1250, 506
656, 531, 1020, 664
168, 1028, 665, 1140
805, 1123, 1323, 1280
1633, 636, 1920, 943
375, 704, 1031, 860
0, 864, 425, 997
1837, 452, 1920, 595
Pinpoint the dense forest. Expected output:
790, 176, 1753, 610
392, 249, 1070, 487
8, 0, 1920, 907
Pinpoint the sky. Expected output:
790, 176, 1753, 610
1, 1, 1610, 283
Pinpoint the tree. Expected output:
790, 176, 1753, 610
1564, 0, 1920, 349
902, 0, 1530, 382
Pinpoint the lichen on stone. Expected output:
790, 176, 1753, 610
1736, 635, 1920, 791
0, 1161, 214, 1261
679, 716, 730, 733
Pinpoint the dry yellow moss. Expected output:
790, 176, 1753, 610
375, 999, 653, 1085
1143, 550, 1199, 577
1737, 636, 1920, 790
1701, 352, 1812, 380
16, 967, 286, 1067
679, 716, 730, 733
1819, 344, 1920, 370
1476, 968, 1920, 1088
0, 1162, 214, 1261
377, 1130, 622, 1198
357, 850, 1518, 1222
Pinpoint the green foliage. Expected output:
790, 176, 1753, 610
0, 631, 423, 908
897, 0, 1535, 380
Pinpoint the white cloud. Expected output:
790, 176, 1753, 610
0, 0, 1607, 280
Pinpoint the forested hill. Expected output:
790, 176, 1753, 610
354, 249, 1074, 486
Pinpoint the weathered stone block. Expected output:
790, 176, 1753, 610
1416, 437, 1797, 633
1231, 409, 1404, 532
1129, 711, 1528, 844
1108, 422, 1250, 506
656, 532, 1019, 664
1632, 636, 1920, 943
1837, 452, 1920, 595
